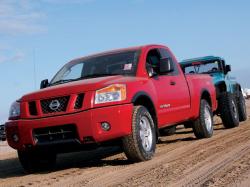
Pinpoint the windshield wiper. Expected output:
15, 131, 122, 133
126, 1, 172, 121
81, 73, 120, 79
50, 79, 77, 86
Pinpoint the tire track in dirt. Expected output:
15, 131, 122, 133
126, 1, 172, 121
172, 140, 250, 187
201, 146, 250, 186
102, 123, 250, 187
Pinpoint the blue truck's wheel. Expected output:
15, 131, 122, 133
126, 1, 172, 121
18, 150, 56, 173
122, 105, 156, 162
237, 91, 247, 122
219, 92, 239, 128
193, 99, 214, 139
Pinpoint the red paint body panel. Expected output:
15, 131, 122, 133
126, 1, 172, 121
6, 44, 217, 151
6, 104, 133, 150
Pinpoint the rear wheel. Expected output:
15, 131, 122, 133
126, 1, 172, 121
18, 150, 57, 173
193, 99, 214, 139
122, 106, 156, 162
219, 92, 239, 128
237, 91, 247, 122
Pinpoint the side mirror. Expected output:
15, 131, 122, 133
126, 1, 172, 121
225, 65, 231, 74
160, 58, 174, 74
40, 79, 49, 89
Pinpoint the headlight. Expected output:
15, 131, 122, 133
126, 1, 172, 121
95, 84, 126, 104
9, 101, 20, 119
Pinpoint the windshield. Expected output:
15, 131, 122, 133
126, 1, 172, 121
50, 50, 140, 85
183, 61, 222, 74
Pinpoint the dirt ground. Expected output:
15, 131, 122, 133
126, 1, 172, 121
1, 100, 250, 187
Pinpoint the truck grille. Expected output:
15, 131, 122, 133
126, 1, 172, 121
40, 96, 70, 114
33, 125, 77, 144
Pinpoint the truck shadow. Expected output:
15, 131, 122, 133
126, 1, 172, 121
0, 146, 130, 179
158, 137, 196, 144
159, 122, 226, 144
175, 123, 225, 135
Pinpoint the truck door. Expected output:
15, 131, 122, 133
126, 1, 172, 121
147, 48, 191, 126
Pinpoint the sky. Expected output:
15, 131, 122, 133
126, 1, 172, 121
0, 0, 250, 123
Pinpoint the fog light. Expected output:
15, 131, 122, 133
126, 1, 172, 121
12, 134, 19, 142
101, 122, 111, 131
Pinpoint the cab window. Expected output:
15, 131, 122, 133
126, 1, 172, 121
146, 48, 179, 76
158, 48, 179, 75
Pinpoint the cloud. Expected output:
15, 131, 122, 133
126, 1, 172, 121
0, 0, 46, 35
0, 51, 25, 64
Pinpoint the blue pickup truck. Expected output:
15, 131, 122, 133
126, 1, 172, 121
180, 56, 247, 128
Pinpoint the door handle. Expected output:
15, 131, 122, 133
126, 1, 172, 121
170, 81, 176, 85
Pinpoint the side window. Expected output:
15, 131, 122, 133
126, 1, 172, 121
146, 49, 161, 75
158, 48, 179, 75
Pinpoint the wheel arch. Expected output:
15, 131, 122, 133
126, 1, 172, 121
132, 92, 159, 137
215, 81, 227, 98
200, 89, 212, 107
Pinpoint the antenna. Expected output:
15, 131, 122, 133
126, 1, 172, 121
33, 48, 37, 90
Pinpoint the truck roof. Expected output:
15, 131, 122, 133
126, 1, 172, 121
71, 44, 167, 63
180, 56, 225, 66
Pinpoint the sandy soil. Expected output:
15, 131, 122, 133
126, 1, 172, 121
0, 100, 250, 187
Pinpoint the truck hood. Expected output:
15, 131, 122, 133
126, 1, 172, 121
21, 75, 141, 101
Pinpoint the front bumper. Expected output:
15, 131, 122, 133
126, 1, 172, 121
6, 104, 133, 151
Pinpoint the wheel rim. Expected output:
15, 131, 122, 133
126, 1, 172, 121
139, 116, 153, 152
204, 106, 212, 131
231, 100, 238, 119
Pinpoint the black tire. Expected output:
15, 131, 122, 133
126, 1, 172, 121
18, 150, 57, 173
219, 92, 239, 128
122, 106, 156, 162
237, 91, 247, 122
159, 126, 176, 136
193, 99, 214, 139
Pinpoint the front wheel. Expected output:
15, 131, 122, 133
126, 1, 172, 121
122, 106, 156, 162
193, 99, 214, 139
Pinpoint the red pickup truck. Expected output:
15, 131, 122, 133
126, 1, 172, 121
6, 44, 217, 172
